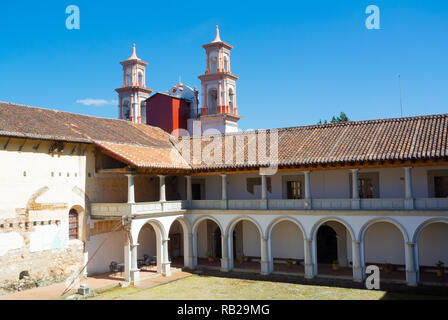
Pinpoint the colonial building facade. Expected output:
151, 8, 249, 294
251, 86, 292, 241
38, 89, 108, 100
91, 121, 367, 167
0, 28, 447, 294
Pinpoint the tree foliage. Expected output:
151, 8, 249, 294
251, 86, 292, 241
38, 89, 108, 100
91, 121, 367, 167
318, 112, 350, 124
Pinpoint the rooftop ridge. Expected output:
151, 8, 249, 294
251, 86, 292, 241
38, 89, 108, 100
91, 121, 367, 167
170, 112, 448, 141
0, 101, 167, 132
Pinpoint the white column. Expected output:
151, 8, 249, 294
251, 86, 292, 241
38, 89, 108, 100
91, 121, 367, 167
126, 174, 135, 204
221, 174, 227, 200
303, 171, 312, 209
186, 176, 192, 201
352, 241, 363, 282
404, 167, 414, 209
260, 174, 268, 209
124, 243, 131, 282
162, 238, 171, 276
185, 232, 194, 269
159, 175, 166, 202
192, 231, 198, 269
130, 244, 140, 284
304, 239, 314, 279
406, 242, 418, 286
350, 169, 360, 209
221, 174, 228, 209
220, 234, 229, 272
260, 237, 271, 275
261, 174, 267, 200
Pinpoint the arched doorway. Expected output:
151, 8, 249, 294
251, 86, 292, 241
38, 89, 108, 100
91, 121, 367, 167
214, 226, 222, 259
270, 220, 305, 273
168, 220, 184, 268
137, 223, 158, 277
229, 219, 262, 272
315, 221, 353, 277
363, 221, 406, 281
195, 218, 222, 267
417, 221, 448, 284
317, 226, 337, 264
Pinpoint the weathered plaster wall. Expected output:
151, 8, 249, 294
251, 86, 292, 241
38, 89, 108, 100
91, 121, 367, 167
0, 138, 90, 293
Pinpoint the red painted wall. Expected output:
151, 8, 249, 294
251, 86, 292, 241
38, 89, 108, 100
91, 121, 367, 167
146, 93, 190, 136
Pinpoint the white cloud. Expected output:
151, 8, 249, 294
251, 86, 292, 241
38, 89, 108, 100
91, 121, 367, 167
76, 99, 118, 106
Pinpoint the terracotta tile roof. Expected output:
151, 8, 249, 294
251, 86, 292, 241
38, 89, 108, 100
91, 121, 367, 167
95, 141, 190, 169
172, 114, 448, 170
2, 102, 448, 172
0, 102, 183, 169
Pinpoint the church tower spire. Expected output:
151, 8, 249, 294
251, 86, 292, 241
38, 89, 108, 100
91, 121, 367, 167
115, 44, 153, 123
197, 26, 241, 134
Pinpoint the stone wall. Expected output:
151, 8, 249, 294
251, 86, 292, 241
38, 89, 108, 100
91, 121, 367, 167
0, 240, 84, 294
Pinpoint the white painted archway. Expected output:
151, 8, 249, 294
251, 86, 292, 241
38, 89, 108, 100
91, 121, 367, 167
226, 216, 264, 273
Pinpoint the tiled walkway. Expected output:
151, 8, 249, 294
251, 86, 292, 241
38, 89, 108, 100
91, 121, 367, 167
0, 269, 191, 300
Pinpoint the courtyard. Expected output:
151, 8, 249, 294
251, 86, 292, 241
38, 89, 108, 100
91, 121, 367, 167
85, 270, 448, 300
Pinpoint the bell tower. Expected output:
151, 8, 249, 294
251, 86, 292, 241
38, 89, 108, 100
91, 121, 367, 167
116, 44, 153, 123
197, 26, 241, 134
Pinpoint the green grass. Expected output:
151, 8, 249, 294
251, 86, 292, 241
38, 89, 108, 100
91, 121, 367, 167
86, 275, 445, 300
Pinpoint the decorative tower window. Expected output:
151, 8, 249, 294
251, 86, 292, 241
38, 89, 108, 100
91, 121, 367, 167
116, 44, 153, 124
208, 88, 218, 114
138, 71, 143, 87
210, 56, 218, 73
126, 71, 132, 86
224, 56, 229, 72
198, 26, 241, 134
122, 101, 130, 120
229, 88, 234, 113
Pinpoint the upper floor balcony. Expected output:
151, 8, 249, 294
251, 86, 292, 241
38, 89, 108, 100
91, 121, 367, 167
90, 166, 448, 219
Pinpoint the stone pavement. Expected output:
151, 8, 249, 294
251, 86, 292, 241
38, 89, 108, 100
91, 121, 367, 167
0, 270, 193, 300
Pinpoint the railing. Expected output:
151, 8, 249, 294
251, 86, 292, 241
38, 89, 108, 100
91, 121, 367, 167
91, 198, 448, 218
189, 198, 448, 211
91, 200, 187, 218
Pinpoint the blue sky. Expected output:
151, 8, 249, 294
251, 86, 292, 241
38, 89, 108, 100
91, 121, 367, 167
0, 0, 447, 131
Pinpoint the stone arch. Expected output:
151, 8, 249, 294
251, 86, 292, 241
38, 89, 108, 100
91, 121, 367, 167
413, 218, 448, 282
226, 216, 264, 272
136, 220, 165, 275
191, 215, 224, 266
360, 217, 408, 279
132, 218, 167, 244
226, 216, 263, 237
266, 216, 306, 273
311, 217, 355, 274
311, 217, 356, 242
359, 217, 409, 243
265, 216, 306, 240
192, 215, 224, 235
412, 218, 448, 244
168, 217, 192, 267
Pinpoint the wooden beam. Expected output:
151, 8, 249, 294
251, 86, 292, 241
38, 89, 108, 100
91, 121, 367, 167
96, 168, 136, 175
32, 141, 41, 151
18, 139, 27, 152
186, 159, 448, 176
3, 137, 10, 150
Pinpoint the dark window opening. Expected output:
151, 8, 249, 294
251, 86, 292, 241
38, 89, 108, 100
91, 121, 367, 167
69, 209, 79, 240
286, 180, 302, 199
317, 225, 338, 264
435, 176, 448, 198
359, 177, 374, 198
